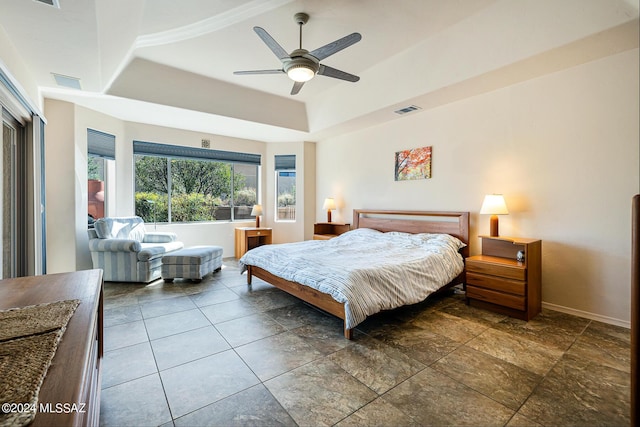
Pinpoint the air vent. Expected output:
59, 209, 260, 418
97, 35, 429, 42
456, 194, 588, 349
201, 139, 211, 148
393, 105, 422, 115
33, 0, 60, 8
52, 73, 81, 90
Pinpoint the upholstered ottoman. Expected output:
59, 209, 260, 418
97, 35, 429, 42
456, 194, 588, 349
161, 245, 223, 282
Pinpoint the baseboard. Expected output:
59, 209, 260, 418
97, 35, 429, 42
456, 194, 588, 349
542, 301, 630, 329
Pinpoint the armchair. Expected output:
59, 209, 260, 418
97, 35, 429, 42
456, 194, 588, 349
88, 216, 184, 282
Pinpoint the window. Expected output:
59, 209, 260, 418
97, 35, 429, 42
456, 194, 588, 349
133, 141, 260, 223
87, 129, 115, 221
275, 155, 296, 221
233, 163, 259, 220
87, 156, 107, 220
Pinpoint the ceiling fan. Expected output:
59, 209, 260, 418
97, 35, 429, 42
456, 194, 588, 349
234, 12, 362, 95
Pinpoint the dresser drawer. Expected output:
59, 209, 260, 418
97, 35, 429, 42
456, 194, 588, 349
466, 285, 526, 310
466, 258, 525, 281
466, 272, 526, 296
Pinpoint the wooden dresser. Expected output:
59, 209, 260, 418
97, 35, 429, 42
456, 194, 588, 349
0, 270, 104, 426
465, 236, 541, 320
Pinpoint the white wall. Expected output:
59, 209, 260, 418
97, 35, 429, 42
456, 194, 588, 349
43, 99, 78, 273
316, 49, 639, 326
0, 25, 39, 108
303, 142, 317, 241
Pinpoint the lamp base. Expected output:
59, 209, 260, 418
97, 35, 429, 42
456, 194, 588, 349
327, 210, 332, 223
489, 215, 499, 237
255, 217, 260, 228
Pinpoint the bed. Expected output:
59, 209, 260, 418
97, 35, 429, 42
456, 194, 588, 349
239, 209, 470, 339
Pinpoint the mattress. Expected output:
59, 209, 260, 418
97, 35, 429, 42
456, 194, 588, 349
239, 228, 465, 329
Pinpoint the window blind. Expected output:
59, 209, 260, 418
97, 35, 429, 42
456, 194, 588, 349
275, 154, 296, 170
133, 140, 261, 165
87, 128, 116, 160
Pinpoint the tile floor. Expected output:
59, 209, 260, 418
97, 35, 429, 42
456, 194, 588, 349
99, 259, 630, 426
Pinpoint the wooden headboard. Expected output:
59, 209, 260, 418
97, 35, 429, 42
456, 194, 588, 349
353, 209, 470, 257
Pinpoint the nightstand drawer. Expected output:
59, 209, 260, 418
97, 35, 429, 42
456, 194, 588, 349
245, 229, 270, 238
466, 285, 526, 310
466, 258, 525, 281
466, 272, 526, 295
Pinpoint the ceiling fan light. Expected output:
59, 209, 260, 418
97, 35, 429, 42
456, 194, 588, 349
287, 65, 315, 82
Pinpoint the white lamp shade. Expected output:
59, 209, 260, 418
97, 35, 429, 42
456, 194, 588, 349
250, 204, 263, 216
480, 194, 509, 215
322, 198, 336, 210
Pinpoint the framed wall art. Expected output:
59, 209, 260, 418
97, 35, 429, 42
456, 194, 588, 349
394, 146, 432, 181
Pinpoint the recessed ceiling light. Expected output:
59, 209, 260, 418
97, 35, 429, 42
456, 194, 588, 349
52, 73, 82, 90
33, 0, 60, 8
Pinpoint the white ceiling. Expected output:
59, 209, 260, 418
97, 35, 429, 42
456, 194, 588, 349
1, 0, 638, 142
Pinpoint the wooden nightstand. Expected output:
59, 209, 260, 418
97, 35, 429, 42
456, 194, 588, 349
313, 222, 350, 240
465, 235, 542, 320
235, 227, 272, 258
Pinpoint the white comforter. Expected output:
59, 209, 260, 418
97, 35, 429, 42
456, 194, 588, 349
238, 228, 465, 330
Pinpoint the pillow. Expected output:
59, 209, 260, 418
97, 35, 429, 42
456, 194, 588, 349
337, 228, 383, 239
415, 232, 467, 251
354, 227, 384, 235
94, 216, 146, 241
127, 221, 146, 242
93, 218, 113, 239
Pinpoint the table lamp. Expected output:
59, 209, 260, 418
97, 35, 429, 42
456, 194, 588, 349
323, 198, 336, 222
251, 204, 262, 227
480, 194, 509, 237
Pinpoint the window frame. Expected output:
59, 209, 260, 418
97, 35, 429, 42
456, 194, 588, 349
87, 128, 116, 221
274, 154, 296, 223
132, 141, 261, 224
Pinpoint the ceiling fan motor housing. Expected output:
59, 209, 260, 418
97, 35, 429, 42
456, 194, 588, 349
285, 49, 319, 72
294, 12, 309, 25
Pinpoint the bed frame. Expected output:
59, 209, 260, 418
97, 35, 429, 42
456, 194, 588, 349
246, 209, 470, 339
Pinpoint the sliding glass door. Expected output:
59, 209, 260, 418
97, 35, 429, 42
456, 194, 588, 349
1, 109, 24, 278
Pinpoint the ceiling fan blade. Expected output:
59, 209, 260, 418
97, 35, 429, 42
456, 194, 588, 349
309, 32, 362, 61
253, 26, 290, 61
234, 69, 284, 75
317, 65, 359, 82
291, 81, 305, 95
